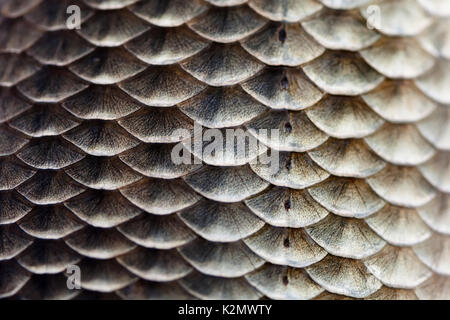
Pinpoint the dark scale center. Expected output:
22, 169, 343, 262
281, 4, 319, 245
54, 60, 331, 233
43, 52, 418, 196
278, 28, 287, 43
284, 199, 291, 210
284, 121, 292, 134
281, 75, 289, 89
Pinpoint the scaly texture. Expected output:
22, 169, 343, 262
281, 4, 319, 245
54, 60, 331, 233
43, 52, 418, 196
0, 0, 449, 300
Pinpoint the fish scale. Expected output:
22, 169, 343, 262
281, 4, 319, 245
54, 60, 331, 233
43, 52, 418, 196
0, 0, 449, 300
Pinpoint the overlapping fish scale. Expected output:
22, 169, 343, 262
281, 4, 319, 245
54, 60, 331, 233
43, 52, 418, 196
248, 0, 323, 23
302, 9, 380, 51
181, 126, 266, 167
364, 245, 432, 289
364, 123, 436, 166
65, 226, 136, 260
250, 151, 330, 189
245, 186, 330, 228
117, 213, 197, 250
120, 177, 202, 214
245, 264, 324, 300
365, 205, 432, 246
62, 85, 143, 121
118, 107, 195, 143
417, 105, 450, 151
366, 165, 437, 208
362, 80, 437, 123
419, 151, 450, 193
180, 43, 265, 86
417, 0, 450, 18
16, 273, 81, 300
117, 247, 193, 282
0, 88, 32, 123
17, 67, 89, 103
62, 120, 140, 156
0, 0, 112, 300
124, 26, 210, 65
65, 155, 142, 190
0, 191, 32, 225
418, 19, 450, 59
77, 9, 150, 47
9, 104, 80, 137
413, 233, 450, 276
17, 240, 82, 274
0, 260, 31, 298
64, 190, 141, 228
244, 224, 327, 268
184, 165, 269, 203
308, 138, 386, 178
178, 199, 265, 242
18, 205, 84, 239
187, 4, 267, 43
17, 136, 85, 170
24, 0, 93, 31
206, 0, 248, 7
74, 258, 137, 292
247, 109, 328, 151
306, 214, 386, 259
120, 143, 202, 179
318, 0, 372, 10
0, 0, 43, 19
0, 18, 43, 53
415, 59, 450, 105
0, 53, 41, 87
303, 51, 385, 96
179, 271, 262, 300
0, 0, 448, 300
365, 286, 419, 300
128, 0, 208, 28
83, 0, 141, 10
0, 125, 29, 156
241, 22, 325, 66
242, 68, 323, 112
361, 38, 435, 79
178, 85, 267, 129
308, 177, 386, 218
0, 155, 36, 190
119, 65, 207, 107
418, 193, 450, 235
117, 279, 196, 300
415, 274, 450, 300
178, 237, 265, 278
69, 47, 148, 85
0, 224, 33, 260
305, 96, 385, 139
306, 255, 382, 298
